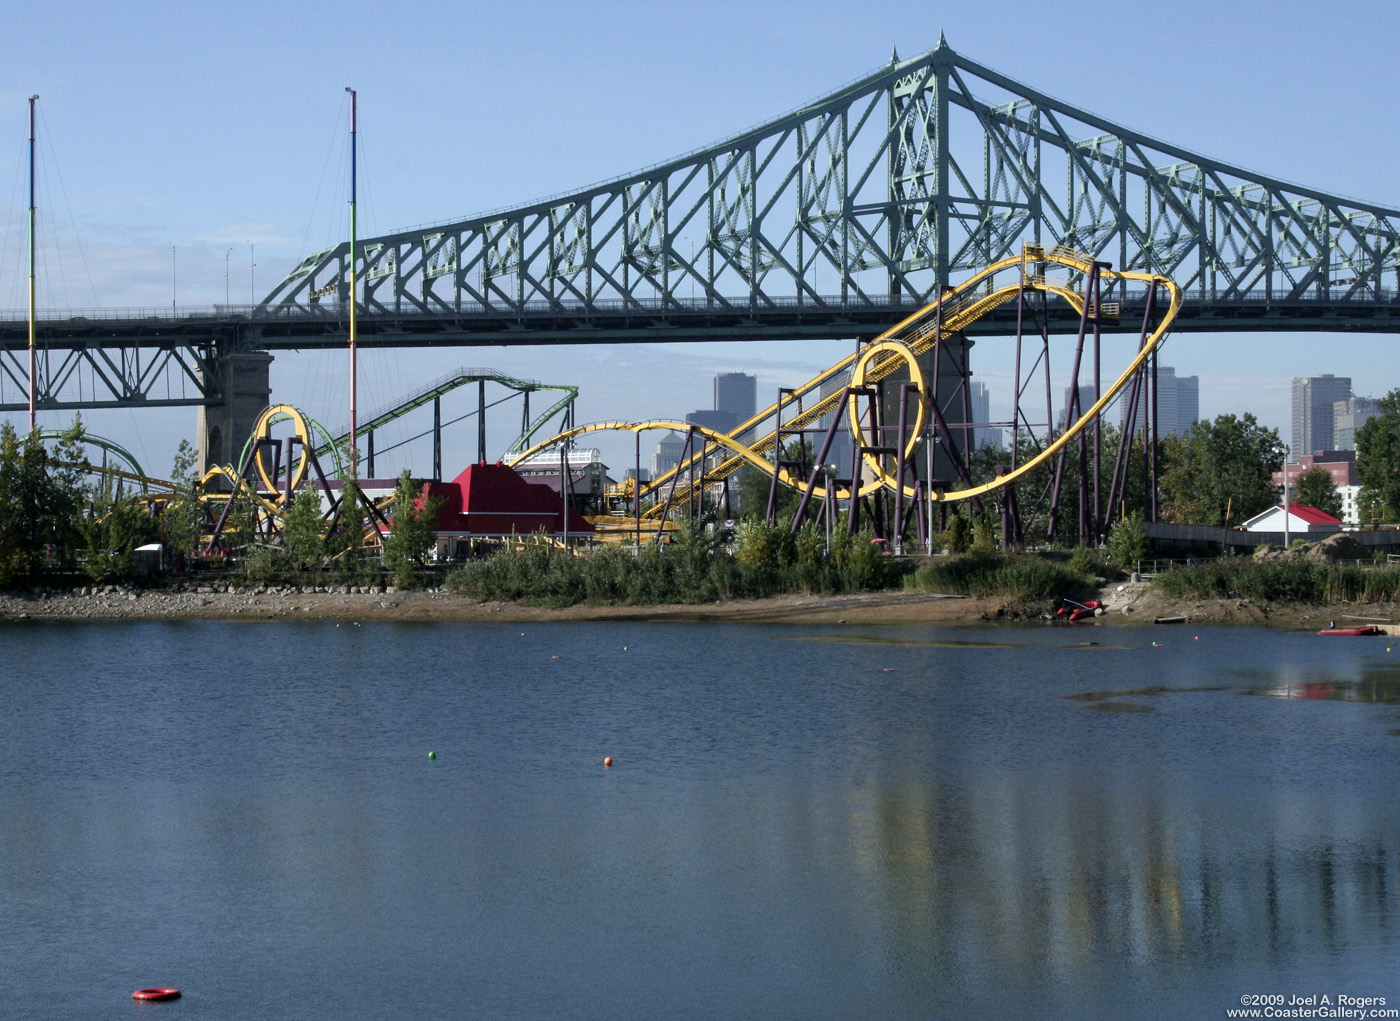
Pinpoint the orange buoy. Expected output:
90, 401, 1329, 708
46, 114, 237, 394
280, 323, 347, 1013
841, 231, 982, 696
603, 756, 613, 767
132, 988, 181, 1001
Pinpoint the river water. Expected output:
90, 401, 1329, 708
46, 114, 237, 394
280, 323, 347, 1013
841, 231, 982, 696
2, 619, 1399, 1019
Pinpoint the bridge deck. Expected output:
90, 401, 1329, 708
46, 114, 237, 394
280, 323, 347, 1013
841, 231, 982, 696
2, 291, 1400, 352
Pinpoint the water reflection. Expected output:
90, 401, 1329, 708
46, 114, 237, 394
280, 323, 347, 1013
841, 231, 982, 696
1238, 664, 1400, 704
845, 767, 1400, 998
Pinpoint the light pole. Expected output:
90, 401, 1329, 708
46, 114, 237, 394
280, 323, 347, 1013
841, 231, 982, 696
249, 242, 255, 304
225, 247, 232, 306
1282, 446, 1291, 550
170, 243, 176, 312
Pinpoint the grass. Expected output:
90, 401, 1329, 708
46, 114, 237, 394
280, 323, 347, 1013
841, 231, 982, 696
1151, 558, 1400, 605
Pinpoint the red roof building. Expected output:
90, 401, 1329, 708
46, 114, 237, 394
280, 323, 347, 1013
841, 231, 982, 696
1240, 502, 1343, 534
417, 463, 594, 538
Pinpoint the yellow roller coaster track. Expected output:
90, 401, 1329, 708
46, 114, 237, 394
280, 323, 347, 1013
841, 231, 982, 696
517, 246, 1180, 516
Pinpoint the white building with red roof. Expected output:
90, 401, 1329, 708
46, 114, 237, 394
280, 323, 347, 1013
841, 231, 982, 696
1240, 503, 1344, 534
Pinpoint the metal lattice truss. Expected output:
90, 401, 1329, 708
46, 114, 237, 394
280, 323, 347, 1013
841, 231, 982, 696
263, 35, 1400, 318
0, 339, 219, 413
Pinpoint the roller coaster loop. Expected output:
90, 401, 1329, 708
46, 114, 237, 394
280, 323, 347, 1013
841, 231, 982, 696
508, 247, 1181, 519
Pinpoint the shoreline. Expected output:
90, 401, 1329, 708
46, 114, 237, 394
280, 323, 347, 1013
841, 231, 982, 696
0, 580, 1388, 629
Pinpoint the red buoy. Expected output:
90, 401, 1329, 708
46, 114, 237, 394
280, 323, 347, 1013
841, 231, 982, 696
132, 988, 181, 1001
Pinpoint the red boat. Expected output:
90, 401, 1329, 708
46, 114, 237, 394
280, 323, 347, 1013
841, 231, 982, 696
1056, 599, 1102, 622
1316, 625, 1383, 636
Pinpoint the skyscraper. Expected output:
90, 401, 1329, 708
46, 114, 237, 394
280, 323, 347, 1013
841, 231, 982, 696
652, 431, 686, 476
1333, 396, 1380, 451
1292, 375, 1352, 459
686, 372, 758, 435
1060, 384, 1098, 431
1119, 365, 1199, 439
714, 372, 757, 425
969, 381, 1002, 450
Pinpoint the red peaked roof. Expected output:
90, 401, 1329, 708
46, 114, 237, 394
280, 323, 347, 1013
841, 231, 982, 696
1280, 503, 1342, 525
412, 463, 592, 535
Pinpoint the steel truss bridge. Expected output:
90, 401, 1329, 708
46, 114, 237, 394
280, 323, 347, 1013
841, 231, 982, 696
4, 34, 1400, 416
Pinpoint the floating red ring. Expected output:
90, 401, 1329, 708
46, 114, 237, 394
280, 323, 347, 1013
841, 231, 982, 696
132, 988, 181, 1001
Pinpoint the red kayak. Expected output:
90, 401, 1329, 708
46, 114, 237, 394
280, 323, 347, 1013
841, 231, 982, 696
1316, 626, 1383, 636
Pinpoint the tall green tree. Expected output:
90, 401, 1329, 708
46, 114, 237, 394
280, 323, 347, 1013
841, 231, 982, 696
1356, 389, 1400, 521
162, 439, 206, 564
0, 419, 89, 586
382, 470, 442, 587
82, 479, 155, 584
1290, 466, 1343, 521
280, 488, 327, 572
1159, 413, 1285, 525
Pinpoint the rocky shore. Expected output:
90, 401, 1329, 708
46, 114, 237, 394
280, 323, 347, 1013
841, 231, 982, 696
0, 578, 1386, 629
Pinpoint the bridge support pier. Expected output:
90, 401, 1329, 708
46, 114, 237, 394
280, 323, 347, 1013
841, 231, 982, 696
197, 350, 273, 472
879, 334, 974, 487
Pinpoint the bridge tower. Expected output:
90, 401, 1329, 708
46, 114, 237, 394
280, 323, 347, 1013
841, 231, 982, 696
196, 349, 273, 473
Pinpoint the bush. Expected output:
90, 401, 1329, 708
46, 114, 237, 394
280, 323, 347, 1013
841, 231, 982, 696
1069, 545, 1100, 576
1151, 559, 1400, 605
909, 553, 1090, 600
443, 524, 900, 607
940, 514, 972, 554
1107, 511, 1151, 569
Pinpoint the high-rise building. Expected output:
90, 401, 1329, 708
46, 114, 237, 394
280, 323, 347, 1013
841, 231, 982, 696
652, 431, 686, 476
714, 372, 757, 425
685, 409, 739, 433
1333, 396, 1380, 451
1292, 375, 1351, 459
684, 372, 758, 437
1119, 365, 1199, 439
1060, 384, 1098, 431
969, 381, 1002, 450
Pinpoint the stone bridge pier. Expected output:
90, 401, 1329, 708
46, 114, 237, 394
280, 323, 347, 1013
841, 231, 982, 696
196, 350, 273, 473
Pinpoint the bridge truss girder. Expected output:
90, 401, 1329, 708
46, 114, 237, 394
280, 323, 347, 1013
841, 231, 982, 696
0, 337, 220, 413
262, 35, 1400, 320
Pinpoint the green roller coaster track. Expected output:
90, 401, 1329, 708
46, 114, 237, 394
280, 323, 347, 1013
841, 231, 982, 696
310, 367, 577, 464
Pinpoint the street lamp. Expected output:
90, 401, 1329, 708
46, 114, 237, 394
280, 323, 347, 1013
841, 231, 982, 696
249, 241, 255, 304
225, 246, 232, 306
170, 243, 176, 312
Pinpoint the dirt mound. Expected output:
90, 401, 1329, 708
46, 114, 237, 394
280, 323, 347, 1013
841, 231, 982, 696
1305, 532, 1370, 562
1253, 532, 1369, 563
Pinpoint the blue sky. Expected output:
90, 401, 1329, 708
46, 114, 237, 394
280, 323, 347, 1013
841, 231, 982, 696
2, 0, 1399, 476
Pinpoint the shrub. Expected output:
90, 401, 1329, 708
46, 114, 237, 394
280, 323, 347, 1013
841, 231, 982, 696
1151, 559, 1400, 605
444, 523, 900, 607
1107, 511, 1151, 569
1069, 544, 1099, 576
909, 553, 1090, 600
